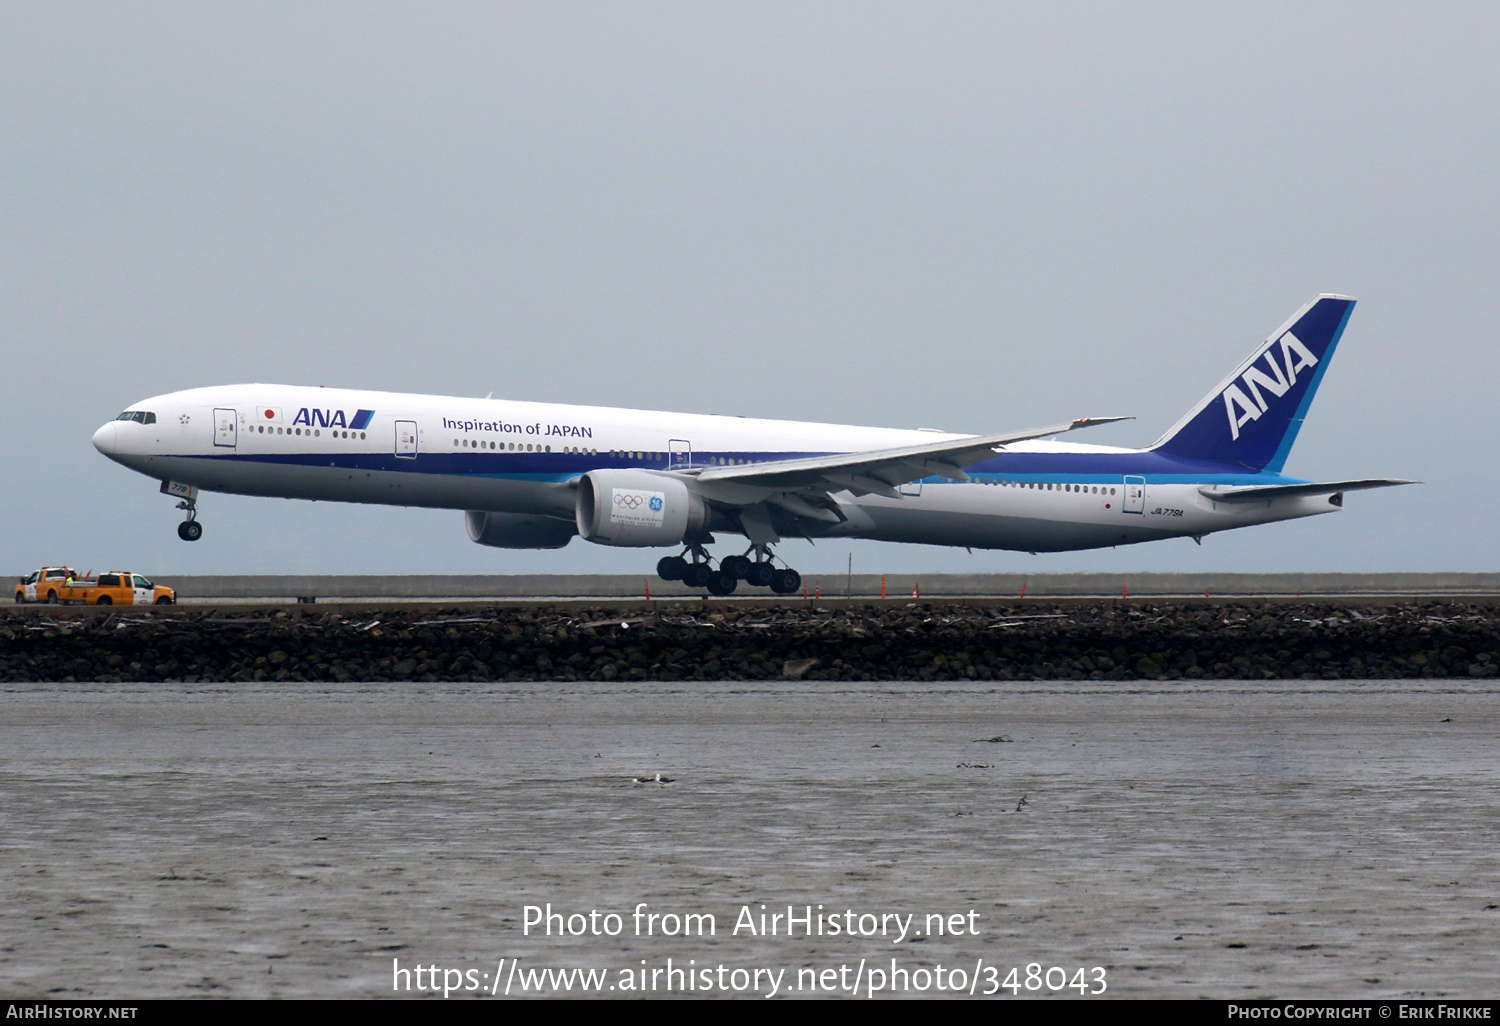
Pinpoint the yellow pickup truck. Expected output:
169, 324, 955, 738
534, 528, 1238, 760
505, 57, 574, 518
15, 569, 174, 606
15, 567, 78, 604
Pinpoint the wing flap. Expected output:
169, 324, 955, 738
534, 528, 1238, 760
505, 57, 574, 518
689, 416, 1130, 495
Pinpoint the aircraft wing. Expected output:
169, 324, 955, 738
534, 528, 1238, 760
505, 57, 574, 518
1198, 479, 1417, 504
685, 417, 1130, 505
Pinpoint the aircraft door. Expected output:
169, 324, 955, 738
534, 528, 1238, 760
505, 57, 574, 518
213, 408, 237, 448
669, 439, 692, 469
1123, 475, 1146, 514
395, 420, 418, 458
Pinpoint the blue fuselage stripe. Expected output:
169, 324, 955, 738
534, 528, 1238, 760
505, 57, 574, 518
178, 448, 1305, 488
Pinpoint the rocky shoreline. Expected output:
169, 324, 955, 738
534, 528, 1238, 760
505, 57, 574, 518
4, 601, 1500, 683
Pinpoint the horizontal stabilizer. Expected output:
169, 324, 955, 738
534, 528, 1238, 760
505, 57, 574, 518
1199, 479, 1416, 504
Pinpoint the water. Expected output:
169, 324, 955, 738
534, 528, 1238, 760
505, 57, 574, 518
1, 680, 1496, 998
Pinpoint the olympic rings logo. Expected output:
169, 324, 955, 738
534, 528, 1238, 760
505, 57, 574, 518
614, 493, 645, 509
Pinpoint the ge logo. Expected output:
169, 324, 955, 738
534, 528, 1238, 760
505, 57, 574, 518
614, 493, 644, 509
649, 496, 663, 512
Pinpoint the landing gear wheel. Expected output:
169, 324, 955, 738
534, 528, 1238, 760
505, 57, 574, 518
746, 561, 776, 588
178, 520, 203, 542
656, 555, 687, 581
706, 571, 738, 596
719, 555, 752, 580
770, 568, 802, 595
683, 562, 713, 588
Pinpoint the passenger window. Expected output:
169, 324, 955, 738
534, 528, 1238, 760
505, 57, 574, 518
98, 574, 119, 587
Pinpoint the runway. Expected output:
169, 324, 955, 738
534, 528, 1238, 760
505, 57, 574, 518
62, 571, 1500, 604
1, 679, 1496, 999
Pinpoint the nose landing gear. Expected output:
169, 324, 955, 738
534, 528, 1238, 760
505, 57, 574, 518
175, 499, 203, 541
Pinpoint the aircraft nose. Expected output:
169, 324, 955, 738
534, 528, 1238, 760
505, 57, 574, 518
92, 421, 117, 456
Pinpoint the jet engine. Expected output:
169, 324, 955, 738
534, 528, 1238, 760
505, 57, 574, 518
465, 510, 576, 549
575, 469, 710, 547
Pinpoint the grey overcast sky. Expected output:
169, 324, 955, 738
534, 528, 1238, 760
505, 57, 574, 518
2, 2, 1496, 578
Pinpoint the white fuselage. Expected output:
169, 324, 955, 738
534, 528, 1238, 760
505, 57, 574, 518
92, 383, 1338, 554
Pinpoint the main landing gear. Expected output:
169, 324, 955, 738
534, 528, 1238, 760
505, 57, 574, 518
656, 544, 802, 596
176, 497, 203, 542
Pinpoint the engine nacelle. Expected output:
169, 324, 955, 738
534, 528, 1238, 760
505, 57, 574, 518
575, 470, 710, 547
465, 510, 576, 549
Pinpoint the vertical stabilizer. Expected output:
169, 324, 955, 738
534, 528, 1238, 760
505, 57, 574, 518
1150, 295, 1355, 472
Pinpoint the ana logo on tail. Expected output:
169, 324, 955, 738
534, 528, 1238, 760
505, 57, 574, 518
1221, 332, 1319, 440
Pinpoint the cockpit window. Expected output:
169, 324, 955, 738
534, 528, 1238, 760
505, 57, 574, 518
115, 411, 156, 424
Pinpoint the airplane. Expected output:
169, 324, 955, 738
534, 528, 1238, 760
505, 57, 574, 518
92, 294, 1411, 595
